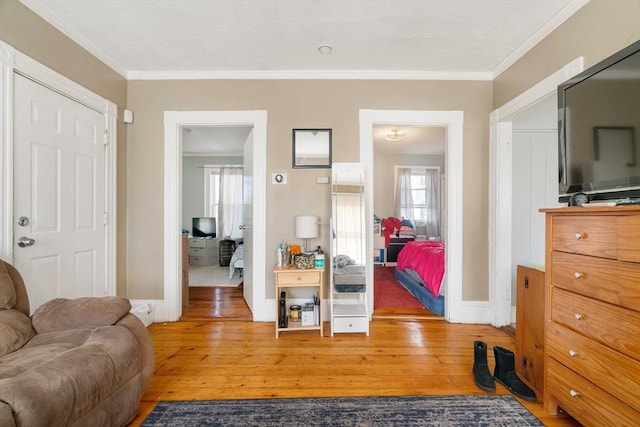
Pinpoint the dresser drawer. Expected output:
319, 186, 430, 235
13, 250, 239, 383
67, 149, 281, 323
546, 358, 640, 427
547, 322, 640, 410
552, 216, 617, 259
332, 316, 368, 333
551, 251, 640, 310
552, 288, 640, 359
276, 270, 321, 285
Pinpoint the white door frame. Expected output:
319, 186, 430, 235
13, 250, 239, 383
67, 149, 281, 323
488, 58, 583, 326
360, 109, 467, 323
0, 41, 117, 293
163, 110, 267, 322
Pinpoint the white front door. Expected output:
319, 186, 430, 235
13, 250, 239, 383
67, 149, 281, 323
13, 74, 107, 312
242, 129, 254, 313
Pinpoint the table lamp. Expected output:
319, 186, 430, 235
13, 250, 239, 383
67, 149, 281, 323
295, 216, 318, 252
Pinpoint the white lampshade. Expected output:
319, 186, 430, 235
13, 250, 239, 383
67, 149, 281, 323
295, 216, 318, 239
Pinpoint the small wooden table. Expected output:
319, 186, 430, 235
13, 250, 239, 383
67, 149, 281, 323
273, 266, 323, 338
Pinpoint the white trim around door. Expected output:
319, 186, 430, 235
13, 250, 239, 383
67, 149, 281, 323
162, 110, 267, 322
360, 109, 472, 323
0, 40, 117, 294
488, 58, 583, 327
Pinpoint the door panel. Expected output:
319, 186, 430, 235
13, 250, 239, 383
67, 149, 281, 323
13, 74, 106, 312
243, 129, 254, 314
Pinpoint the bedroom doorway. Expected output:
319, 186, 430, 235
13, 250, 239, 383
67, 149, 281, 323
360, 109, 464, 323
181, 126, 251, 319
371, 125, 446, 319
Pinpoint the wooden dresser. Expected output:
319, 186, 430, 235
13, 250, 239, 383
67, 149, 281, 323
541, 206, 640, 426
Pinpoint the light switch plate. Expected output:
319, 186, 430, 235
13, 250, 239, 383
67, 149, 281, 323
316, 176, 329, 184
272, 173, 287, 184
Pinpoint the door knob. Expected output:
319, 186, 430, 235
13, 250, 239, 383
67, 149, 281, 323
17, 237, 35, 247
18, 216, 29, 226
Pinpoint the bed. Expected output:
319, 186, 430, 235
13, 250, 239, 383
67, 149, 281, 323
228, 243, 244, 280
332, 255, 366, 293
394, 240, 445, 315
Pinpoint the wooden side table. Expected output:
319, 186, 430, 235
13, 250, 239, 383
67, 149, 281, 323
273, 266, 323, 338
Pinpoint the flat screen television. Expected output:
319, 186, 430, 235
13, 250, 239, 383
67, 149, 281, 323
192, 217, 216, 238
558, 39, 640, 204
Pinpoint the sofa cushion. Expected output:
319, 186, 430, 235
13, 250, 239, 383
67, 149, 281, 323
0, 329, 93, 379
0, 261, 17, 309
0, 325, 141, 427
0, 309, 35, 357
31, 296, 131, 333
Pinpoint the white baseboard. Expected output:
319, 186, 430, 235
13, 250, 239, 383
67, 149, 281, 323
447, 300, 493, 324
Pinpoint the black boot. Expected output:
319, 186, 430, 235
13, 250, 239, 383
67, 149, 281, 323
493, 346, 536, 401
472, 341, 495, 391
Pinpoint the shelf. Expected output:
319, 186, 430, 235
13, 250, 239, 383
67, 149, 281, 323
332, 303, 367, 317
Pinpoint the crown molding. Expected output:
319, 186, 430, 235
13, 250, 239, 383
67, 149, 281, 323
20, 0, 128, 78
493, 0, 590, 77
127, 69, 494, 81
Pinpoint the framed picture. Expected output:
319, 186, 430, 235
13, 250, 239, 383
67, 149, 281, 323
292, 129, 332, 168
593, 126, 636, 166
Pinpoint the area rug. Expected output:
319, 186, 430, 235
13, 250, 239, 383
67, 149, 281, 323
142, 395, 543, 426
374, 266, 423, 309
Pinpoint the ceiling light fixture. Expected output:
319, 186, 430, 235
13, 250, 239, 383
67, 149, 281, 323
385, 129, 405, 141
318, 44, 333, 54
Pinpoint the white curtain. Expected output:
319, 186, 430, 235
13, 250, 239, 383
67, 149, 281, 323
218, 167, 244, 240
424, 168, 440, 238
394, 167, 416, 225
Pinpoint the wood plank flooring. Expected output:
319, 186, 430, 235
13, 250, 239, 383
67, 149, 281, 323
128, 316, 580, 426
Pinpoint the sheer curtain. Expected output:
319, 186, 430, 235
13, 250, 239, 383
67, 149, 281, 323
334, 193, 365, 264
218, 167, 244, 240
423, 168, 440, 238
394, 167, 416, 226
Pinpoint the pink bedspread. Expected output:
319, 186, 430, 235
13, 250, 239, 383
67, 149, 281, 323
396, 241, 445, 298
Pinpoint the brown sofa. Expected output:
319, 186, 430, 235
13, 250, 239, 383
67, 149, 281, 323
0, 260, 154, 427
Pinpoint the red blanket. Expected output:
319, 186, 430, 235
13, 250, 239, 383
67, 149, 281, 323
396, 240, 445, 298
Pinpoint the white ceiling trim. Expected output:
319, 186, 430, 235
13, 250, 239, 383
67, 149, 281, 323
493, 0, 590, 77
128, 69, 493, 81
20, 0, 128, 78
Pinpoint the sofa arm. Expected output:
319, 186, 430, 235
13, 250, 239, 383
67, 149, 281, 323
116, 313, 155, 393
31, 296, 131, 333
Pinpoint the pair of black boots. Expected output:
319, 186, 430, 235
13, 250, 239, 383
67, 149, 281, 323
472, 341, 536, 401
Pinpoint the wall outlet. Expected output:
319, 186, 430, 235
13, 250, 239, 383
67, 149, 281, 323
272, 173, 287, 184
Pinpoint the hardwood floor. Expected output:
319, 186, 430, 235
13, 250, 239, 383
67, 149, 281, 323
180, 285, 252, 321
128, 317, 580, 426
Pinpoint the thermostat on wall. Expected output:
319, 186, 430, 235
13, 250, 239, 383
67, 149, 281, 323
272, 173, 288, 184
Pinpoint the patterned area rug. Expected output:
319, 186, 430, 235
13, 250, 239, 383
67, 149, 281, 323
142, 395, 543, 426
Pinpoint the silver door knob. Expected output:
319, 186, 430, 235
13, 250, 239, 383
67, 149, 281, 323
17, 237, 35, 247
239, 225, 248, 230
18, 216, 29, 226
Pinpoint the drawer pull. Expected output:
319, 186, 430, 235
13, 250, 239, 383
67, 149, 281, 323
574, 232, 586, 240
569, 389, 580, 398
573, 272, 584, 279
574, 313, 583, 320
568, 350, 577, 357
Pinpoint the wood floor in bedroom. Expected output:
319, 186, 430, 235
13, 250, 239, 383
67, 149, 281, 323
129, 318, 580, 427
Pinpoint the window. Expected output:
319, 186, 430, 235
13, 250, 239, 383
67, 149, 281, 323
394, 166, 441, 238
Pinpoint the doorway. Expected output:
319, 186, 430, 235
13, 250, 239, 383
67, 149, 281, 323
181, 126, 251, 319
371, 125, 446, 319
360, 109, 464, 323
163, 111, 268, 322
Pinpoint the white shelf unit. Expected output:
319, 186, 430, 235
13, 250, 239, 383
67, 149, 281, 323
330, 163, 369, 336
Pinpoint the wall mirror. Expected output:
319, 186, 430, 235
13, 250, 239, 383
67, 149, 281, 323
292, 128, 332, 168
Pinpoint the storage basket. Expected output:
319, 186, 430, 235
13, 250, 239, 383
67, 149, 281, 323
294, 253, 315, 269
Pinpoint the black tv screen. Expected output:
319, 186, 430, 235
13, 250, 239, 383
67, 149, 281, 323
192, 217, 216, 238
558, 39, 640, 203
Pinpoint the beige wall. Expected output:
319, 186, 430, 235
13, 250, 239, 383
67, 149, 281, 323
0, 0, 129, 295
126, 79, 492, 300
494, 0, 640, 108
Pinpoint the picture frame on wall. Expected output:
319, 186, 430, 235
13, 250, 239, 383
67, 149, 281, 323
292, 129, 332, 168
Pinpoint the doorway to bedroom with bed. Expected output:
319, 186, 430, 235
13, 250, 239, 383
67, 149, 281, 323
181, 126, 252, 320
371, 125, 446, 319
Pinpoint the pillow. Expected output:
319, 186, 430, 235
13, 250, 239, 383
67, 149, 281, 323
0, 309, 35, 356
31, 296, 131, 333
0, 260, 17, 309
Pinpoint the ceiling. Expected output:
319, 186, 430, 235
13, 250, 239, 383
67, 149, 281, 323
21, 0, 587, 155
21, 0, 588, 79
